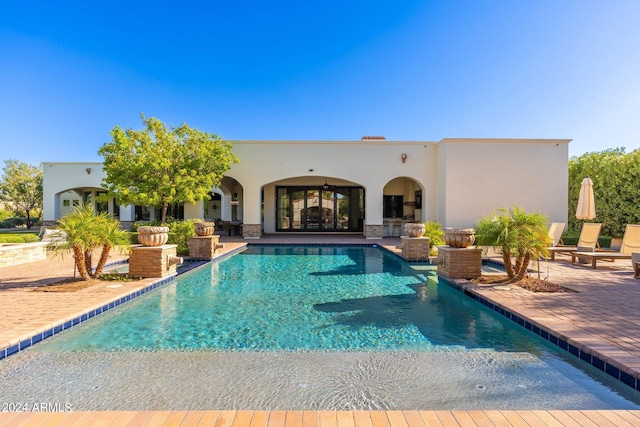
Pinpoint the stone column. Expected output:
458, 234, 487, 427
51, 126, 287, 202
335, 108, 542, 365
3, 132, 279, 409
401, 236, 430, 261
365, 224, 383, 239
242, 224, 262, 239
188, 235, 223, 259
129, 244, 182, 278
437, 246, 482, 279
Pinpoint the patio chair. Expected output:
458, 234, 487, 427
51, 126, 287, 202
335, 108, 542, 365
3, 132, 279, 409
571, 224, 640, 269
547, 222, 602, 261
548, 222, 566, 247
222, 221, 233, 236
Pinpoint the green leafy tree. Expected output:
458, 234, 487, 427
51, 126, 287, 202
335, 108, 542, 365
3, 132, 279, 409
0, 160, 43, 229
98, 114, 239, 223
475, 206, 551, 282
568, 148, 640, 238
54, 205, 130, 281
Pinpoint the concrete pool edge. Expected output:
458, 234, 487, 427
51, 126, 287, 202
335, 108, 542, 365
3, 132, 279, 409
438, 273, 640, 393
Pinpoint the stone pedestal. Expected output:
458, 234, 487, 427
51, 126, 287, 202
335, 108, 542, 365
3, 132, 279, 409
129, 244, 181, 278
188, 235, 223, 259
365, 224, 383, 239
437, 246, 482, 279
241, 224, 261, 239
401, 236, 430, 261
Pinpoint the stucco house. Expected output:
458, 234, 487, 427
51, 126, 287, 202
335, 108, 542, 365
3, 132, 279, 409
42, 137, 570, 239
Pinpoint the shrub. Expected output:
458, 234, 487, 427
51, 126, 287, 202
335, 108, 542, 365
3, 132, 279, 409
11, 217, 25, 227
0, 217, 25, 228
0, 209, 13, 221
0, 233, 40, 243
131, 219, 196, 254
21, 234, 40, 243
0, 235, 23, 243
167, 220, 197, 255
423, 221, 445, 256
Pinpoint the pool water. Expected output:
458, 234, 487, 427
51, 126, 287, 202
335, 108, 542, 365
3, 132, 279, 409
2, 245, 640, 410
40, 246, 527, 352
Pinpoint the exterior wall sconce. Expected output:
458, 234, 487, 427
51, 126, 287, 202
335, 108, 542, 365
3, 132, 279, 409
85, 168, 92, 174
401, 154, 407, 163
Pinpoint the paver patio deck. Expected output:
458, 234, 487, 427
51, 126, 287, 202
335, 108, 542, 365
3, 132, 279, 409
1, 235, 640, 426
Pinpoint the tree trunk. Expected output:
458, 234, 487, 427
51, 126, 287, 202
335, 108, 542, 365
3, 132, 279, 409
161, 202, 168, 224
514, 257, 523, 276
25, 210, 33, 229
84, 249, 93, 276
92, 244, 112, 278
502, 250, 515, 278
72, 245, 91, 281
515, 252, 532, 281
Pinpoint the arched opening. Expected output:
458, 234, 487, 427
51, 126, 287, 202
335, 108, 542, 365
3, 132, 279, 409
54, 188, 117, 220
383, 177, 424, 236
267, 176, 365, 233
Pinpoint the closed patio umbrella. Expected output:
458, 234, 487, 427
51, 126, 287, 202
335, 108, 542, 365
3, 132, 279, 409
576, 176, 596, 220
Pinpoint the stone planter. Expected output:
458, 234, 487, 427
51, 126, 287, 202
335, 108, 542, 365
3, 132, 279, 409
403, 223, 426, 238
137, 226, 169, 247
194, 221, 216, 236
444, 227, 476, 248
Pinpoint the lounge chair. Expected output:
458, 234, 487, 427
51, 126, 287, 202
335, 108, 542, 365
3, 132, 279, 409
547, 223, 601, 261
571, 224, 640, 269
548, 222, 566, 247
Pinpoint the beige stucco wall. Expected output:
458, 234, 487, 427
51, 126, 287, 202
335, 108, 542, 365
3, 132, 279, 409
436, 138, 570, 227
41, 137, 570, 235
226, 140, 436, 227
42, 162, 105, 221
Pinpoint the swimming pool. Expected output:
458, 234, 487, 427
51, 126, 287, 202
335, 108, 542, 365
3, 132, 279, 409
1, 245, 640, 410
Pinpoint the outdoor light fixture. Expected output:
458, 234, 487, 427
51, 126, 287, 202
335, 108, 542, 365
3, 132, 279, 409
323, 178, 335, 191
85, 168, 91, 174
401, 154, 407, 163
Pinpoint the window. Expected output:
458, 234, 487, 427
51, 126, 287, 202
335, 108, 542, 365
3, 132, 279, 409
383, 195, 403, 218
63, 199, 70, 207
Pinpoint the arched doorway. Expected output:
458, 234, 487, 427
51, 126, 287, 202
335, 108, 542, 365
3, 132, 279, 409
275, 182, 364, 232
382, 177, 424, 236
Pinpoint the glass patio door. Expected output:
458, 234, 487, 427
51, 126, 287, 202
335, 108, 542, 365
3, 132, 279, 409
276, 186, 364, 232
321, 190, 335, 230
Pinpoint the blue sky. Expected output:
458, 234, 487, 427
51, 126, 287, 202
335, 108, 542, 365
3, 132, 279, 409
1, 1, 640, 166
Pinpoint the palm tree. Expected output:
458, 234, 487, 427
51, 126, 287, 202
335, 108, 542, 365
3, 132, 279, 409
52, 205, 130, 280
475, 206, 550, 282
93, 218, 130, 278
